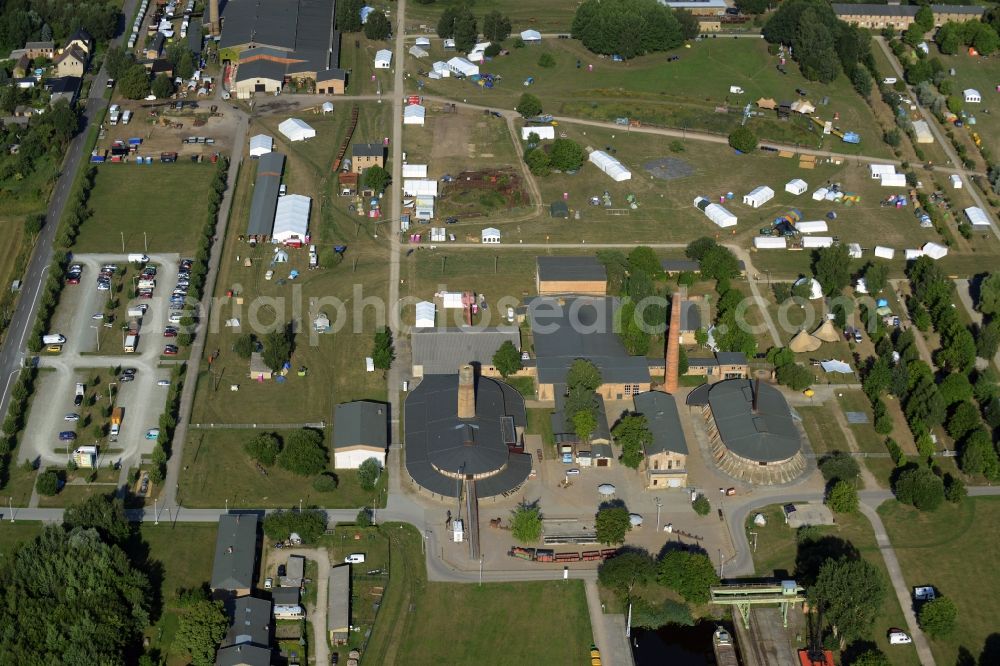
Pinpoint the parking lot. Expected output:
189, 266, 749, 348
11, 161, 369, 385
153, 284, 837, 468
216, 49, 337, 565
19, 253, 184, 469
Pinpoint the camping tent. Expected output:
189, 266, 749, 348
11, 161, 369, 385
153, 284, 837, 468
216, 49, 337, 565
482, 227, 501, 244
753, 236, 786, 249
796, 220, 828, 234
272, 194, 310, 245
789, 329, 822, 353
785, 179, 807, 195
278, 118, 316, 142
874, 246, 895, 259
415, 300, 435, 328
704, 203, 737, 228
813, 319, 841, 343
743, 185, 775, 208
588, 150, 631, 181
520, 29, 541, 43
374, 49, 392, 69
793, 277, 824, 300
403, 104, 426, 125
402, 164, 428, 178
922, 242, 949, 260
802, 236, 834, 248
880, 173, 907, 187
847, 243, 862, 259
522, 125, 555, 140
249, 134, 272, 157
965, 206, 990, 227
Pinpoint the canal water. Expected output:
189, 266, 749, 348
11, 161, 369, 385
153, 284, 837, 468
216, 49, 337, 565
631, 620, 742, 666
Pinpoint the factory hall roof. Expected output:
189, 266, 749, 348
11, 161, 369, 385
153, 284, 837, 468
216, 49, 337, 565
708, 379, 801, 463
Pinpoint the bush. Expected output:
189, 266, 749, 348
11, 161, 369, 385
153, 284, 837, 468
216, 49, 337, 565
312, 473, 338, 492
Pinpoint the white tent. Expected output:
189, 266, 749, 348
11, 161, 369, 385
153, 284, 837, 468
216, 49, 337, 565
482, 227, 501, 244
796, 220, 828, 234
881, 173, 907, 187
249, 134, 273, 157
432, 61, 451, 77
785, 179, 807, 195
870, 164, 896, 179
415, 300, 436, 328
802, 236, 834, 249
403, 104, 426, 125
403, 179, 438, 196
811, 187, 829, 201
705, 203, 737, 228
374, 49, 393, 69
588, 150, 631, 182
847, 243, 863, 259
522, 125, 555, 140
753, 236, 787, 249
408, 45, 428, 59
965, 206, 990, 227
415, 37, 431, 48
874, 246, 895, 259
278, 118, 316, 142
446, 56, 478, 77
793, 277, 824, 300
402, 164, 428, 178
922, 242, 949, 260
520, 29, 542, 43
743, 185, 775, 208
272, 194, 310, 244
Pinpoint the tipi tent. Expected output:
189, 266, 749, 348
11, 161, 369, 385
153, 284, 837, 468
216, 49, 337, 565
813, 319, 841, 343
789, 329, 822, 353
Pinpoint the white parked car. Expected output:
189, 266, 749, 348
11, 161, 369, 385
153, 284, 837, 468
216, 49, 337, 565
344, 553, 366, 564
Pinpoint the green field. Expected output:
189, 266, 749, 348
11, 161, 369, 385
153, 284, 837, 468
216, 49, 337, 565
747, 504, 920, 664
74, 162, 218, 254
879, 497, 1000, 665
362, 523, 593, 665
179, 429, 387, 509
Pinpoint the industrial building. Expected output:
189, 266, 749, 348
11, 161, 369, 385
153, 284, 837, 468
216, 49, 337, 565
333, 401, 388, 468
535, 256, 608, 296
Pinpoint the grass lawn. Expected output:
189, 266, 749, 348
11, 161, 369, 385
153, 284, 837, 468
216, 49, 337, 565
746, 504, 920, 665
362, 523, 592, 665
879, 497, 1000, 665
74, 162, 218, 254
179, 429, 387, 509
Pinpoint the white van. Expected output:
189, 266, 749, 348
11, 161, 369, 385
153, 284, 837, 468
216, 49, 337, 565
344, 553, 366, 564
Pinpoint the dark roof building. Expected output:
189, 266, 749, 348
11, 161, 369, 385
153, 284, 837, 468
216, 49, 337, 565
404, 367, 530, 499
247, 152, 285, 237
211, 514, 259, 596
411, 327, 520, 376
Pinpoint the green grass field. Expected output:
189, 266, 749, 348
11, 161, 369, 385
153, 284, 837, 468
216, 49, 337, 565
747, 504, 920, 665
179, 429, 387, 509
879, 497, 1000, 665
362, 523, 593, 665
74, 162, 218, 254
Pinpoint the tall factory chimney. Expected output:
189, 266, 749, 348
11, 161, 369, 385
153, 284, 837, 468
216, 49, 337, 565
209, 0, 221, 36
457, 364, 476, 419
664, 292, 682, 394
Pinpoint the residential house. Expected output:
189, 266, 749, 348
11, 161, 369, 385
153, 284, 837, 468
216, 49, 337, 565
333, 400, 388, 468
210, 514, 259, 598
351, 142, 384, 174
633, 391, 688, 488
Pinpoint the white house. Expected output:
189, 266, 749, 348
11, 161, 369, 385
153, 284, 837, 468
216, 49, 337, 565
403, 179, 438, 196
742, 185, 775, 208
403, 104, 425, 125
482, 227, 501, 244
965, 206, 990, 227
401, 164, 428, 178
249, 134, 273, 158
522, 125, 555, 140
870, 164, 897, 179
374, 49, 392, 69
520, 29, 542, 43
272, 194, 310, 245
785, 179, 807, 195
415, 300, 436, 328
446, 56, 478, 77
588, 150, 631, 181
964, 88, 981, 103
415, 37, 431, 48
278, 118, 316, 142
880, 173, 907, 187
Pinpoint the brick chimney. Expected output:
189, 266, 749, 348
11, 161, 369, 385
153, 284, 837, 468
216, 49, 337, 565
457, 364, 476, 419
664, 292, 681, 394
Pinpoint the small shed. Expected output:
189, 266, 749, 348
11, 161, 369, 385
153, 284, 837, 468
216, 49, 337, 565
550, 201, 569, 218
250, 352, 273, 380
482, 227, 501, 244
278, 118, 316, 142
880, 173, 907, 188
965, 206, 989, 227
520, 29, 542, 43
753, 236, 787, 249
795, 220, 828, 234
742, 185, 775, 208
415, 300, 436, 328
951, 174, 963, 189
785, 179, 807, 196
375, 49, 392, 69
522, 125, 555, 140
403, 104, 426, 126
249, 134, 273, 158
964, 88, 981, 103
873, 246, 895, 260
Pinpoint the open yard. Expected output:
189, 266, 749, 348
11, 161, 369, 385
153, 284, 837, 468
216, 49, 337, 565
74, 162, 218, 254
178, 429, 387, 509
362, 524, 593, 666
746, 504, 920, 665
410, 38, 887, 154
879, 497, 1000, 666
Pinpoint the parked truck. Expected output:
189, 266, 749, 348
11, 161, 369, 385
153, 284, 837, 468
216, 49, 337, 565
110, 407, 124, 442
